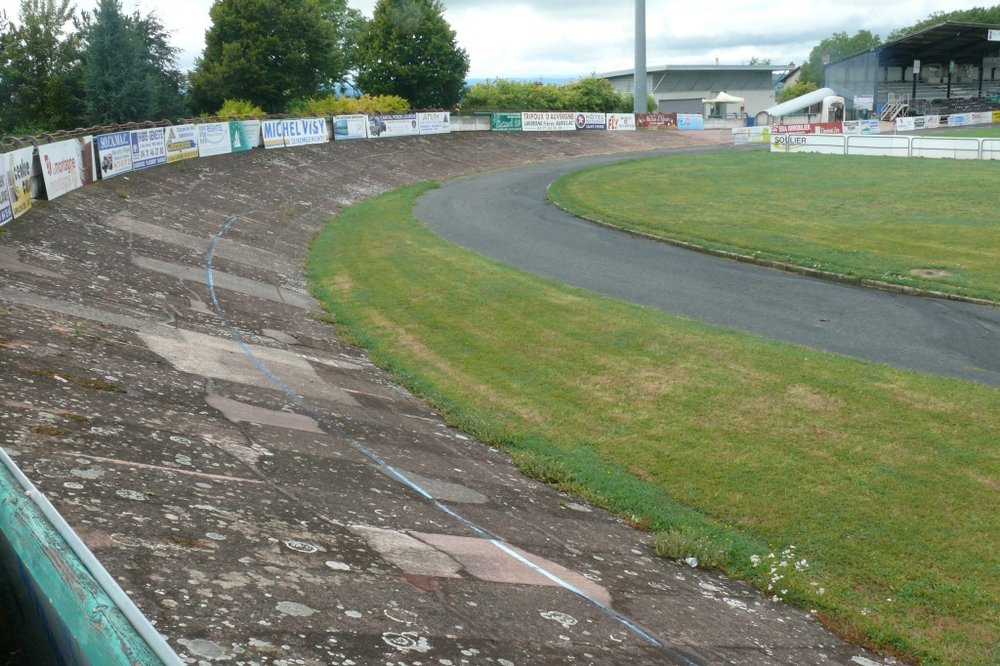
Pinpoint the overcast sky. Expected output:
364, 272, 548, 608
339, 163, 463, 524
0, 0, 987, 78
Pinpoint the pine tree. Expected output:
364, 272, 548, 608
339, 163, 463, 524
82, 0, 154, 123
353, 0, 469, 110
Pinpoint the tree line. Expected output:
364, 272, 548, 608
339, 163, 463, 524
0, 0, 471, 135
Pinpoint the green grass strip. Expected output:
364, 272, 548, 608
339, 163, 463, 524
549, 151, 1000, 303
307, 182, 1000, 666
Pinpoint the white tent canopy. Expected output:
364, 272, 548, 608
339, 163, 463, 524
702, 91, 745, 104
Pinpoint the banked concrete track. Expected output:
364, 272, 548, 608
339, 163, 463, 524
0, 131, 893, 665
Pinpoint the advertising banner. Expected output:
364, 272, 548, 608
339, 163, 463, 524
841, 119, 880, 135
261, 118, 328, 148
898, 115, 940, 131
969, 112, 992, 125
0, 167, 13, 227
677, 114, 705, 130
854, 94, 874, 111
367, 113, 419, 139
95, 131, 133, 179
946, 113, 968, 127
732, 126, 771, 144
521, 111, 576, 132
332, 114, 368, 140
38, 136, 95, 200
636, 113, 677, 129
230, 120, 259, 152
490, 112, 522, 131
606, 113, 636, 131
770, 133, 846, 154
165, 124, 199, 163
197, 123, 232, 158
574, 112, 607, 130
418, 112, 451, 135
769, 122, 843, 135
6, 147, 34, 219
993, 110, 1000, 123
130, 128, 167, 170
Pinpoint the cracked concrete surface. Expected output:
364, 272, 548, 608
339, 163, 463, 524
1, 131, 896, 665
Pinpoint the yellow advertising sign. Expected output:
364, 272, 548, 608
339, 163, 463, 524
992, 110, 1000, 123
7, 146, 34, 219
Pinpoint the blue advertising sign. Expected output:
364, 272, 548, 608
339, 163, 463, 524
95, 131, 133, 179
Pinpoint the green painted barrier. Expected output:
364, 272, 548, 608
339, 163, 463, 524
0, 451, 179, 665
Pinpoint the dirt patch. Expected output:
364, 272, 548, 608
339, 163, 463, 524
909, 268, 953, 278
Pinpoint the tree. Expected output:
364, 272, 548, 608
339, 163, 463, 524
78, 2, 187, 123
747, 56, 772, 66
353, 0, 469, 109
189, 0, 352, 114
888, 6, 1000, 41
80, 0, 151, 123
800, 30, 881, 87
0, 0, 85, 133
778, 80, 818, 103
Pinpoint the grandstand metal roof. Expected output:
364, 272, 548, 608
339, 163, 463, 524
830, 22, 1000, 68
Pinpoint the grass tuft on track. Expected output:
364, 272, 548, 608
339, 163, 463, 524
307, 181, 1000, 666
549, 150, 1000, 303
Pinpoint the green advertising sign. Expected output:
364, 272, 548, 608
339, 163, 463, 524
491, 113, 522, 132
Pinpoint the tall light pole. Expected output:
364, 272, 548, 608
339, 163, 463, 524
634, 0, 647, 114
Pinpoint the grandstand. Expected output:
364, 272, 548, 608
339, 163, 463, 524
824, 22, 1000, 119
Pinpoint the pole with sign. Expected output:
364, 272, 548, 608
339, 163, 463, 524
912, 59, 920, 103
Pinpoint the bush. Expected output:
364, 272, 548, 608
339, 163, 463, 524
461, 77, 634, 113
214, 99, 266, 118
289, 94, 411, 116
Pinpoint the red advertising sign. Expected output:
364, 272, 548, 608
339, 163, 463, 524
636, 113, 678, 129
769, 122, 842, 135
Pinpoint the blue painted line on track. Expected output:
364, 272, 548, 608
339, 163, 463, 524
205, 213, 698, 665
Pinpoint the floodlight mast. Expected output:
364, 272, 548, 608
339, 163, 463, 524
634, 0, 647, 114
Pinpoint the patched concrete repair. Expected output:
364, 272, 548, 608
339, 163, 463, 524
0, 131, 898, 664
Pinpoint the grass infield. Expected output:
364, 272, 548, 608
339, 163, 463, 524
548, 150, 1000, 303
307, 182, 1000, 665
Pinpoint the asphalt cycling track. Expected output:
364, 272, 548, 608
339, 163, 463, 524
414, 149, 1000, 388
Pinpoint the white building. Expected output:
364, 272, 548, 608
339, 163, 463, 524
600, 64, 790, 117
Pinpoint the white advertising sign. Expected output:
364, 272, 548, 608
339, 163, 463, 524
948, 113, 969, 127
606, 113, 637, 131
521, 111, 576, 132
332, 114, 368, 141
367, 113, 419, 139
988, 29, 1000, 41
197, 123, 233, 157
131, 128, 167, 170
38, 136, 95, 200
417, 112, 451, 135
262, 118, 328, 149
770, 133, 846, 155
854, 94, 874, 111
95, 131, 133, 179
